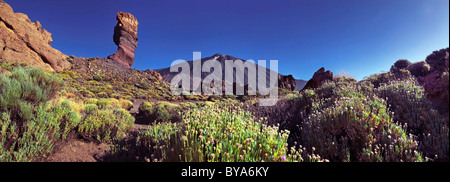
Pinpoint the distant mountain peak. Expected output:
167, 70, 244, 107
155, 53, 297, 91
203, 53, 241, 62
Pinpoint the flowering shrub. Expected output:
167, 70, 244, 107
300, 78, 423, 162
132, 104, 324, 162
375, 77, 449, 161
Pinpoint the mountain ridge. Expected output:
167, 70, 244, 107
154, 53, 297, 92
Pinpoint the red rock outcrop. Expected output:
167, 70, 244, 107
108, 12, 138, 68
0, 1, 70, 72
423, 48, 449, 106
301, 67, 333, 91
278, 74, 296, 91
424, 71, 448, 100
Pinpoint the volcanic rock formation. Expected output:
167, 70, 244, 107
278, 74, 296, 91
108, 12, 139, 68
0, 1, 70, 72
388, 48, 449, 118
423, 48, 449, 107
155, 53, 292, 93
301, 67, 333, 91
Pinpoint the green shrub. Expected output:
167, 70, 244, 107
84, 98, 98, 105
139, 101, 155, 115
119, 99, 133, 110
0, 66, 64, 161
108, 98, 120, 107
78, 106, 134, 142
97, 98, 112, 108
97, 92, 109, 98
154, 102, 180, 123
304, 89, 315, 97
197, 101, 215, 108
47, 101, 82, 140
302, 82, 423, 162
280, 88, 291, 95
135, 104, 324, 162
1, 67, 61, 112
0, 59, 27, 71
138, 101, 181, 124
93, 74, 103, 81
84, 104, 99, 114
179, 102, 197, 109
1, 101, 81, 162
136, 82, 151, 89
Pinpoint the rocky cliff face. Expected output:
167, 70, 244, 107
278, 74, 296, 91
108, 12, 139, 68
301, 67, 333, 91
423, 48, 449, 112
0, 1, 70, 72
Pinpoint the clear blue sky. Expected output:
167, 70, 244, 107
5, 0, 449, 80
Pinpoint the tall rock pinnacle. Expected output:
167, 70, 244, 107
108, 12, 138, 68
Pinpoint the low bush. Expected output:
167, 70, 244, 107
1, 67, 61, 112
97, 98, 112, 108
179, 102, 197, 109
138, 101, 185, 124
1, 101, 81, 162
119, 99, 133, 110
393, 59, 412, 70
425, 47, 449, 71
78, 106, 134, 142
375, 77, 449, 161
134, 104, 324, 162
197, 101, 215, 108
84, 98, 98, 105
302, 93, 422, 162
93, 74, 103, 81
247, 77, 427, 162
0, 66, 65, 161
406, 61, 430, 77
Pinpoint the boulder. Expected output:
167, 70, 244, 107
424, 71, 448, 99
301, 67, 333, 91
278, 74, 296, 91
423, 49, 449, 106
0, 1, 70, 72
108, 12, 138, 68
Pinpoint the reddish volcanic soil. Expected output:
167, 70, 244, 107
42, 140, 110, 162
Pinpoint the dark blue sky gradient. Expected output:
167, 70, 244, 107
5, 0, 449, 80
